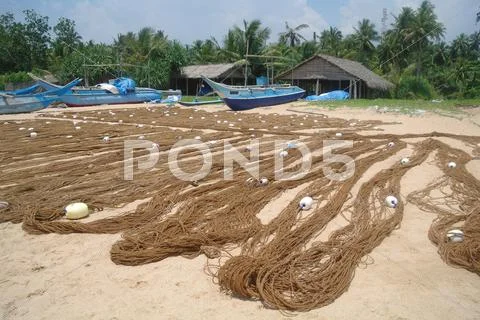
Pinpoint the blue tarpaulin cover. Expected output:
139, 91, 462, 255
113, 77, 136, 95
256, 76, 268, 86
305, 90, 349, 101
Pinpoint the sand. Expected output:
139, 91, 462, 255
1, 101, 479, 320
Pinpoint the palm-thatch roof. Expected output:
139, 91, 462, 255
180, 63, 244, 79
277, 54, 393, 91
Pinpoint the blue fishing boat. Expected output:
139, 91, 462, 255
33, 76, 180, 107
201, 76, 305, 111
0, 78, 82, 114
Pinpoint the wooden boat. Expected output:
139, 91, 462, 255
201, 76, 305, 111
33, 76, 180, 107
0, 78, 81, 114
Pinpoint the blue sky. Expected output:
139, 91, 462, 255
2, 0, 478, 44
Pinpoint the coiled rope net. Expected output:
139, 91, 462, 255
0, 106, 479, 311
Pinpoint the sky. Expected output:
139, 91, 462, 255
2, 0, 478, 45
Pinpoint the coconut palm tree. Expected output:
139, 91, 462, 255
403, 1, 445, 76
319, 27, 342, 56
278, 22, 309, 47
223, 19, 271, 83
352, 19, 379, 66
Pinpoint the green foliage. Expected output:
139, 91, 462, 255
0, 71, 31, 90
395, 76, 436, 99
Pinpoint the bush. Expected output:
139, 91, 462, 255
395, 76, 437, 99
0, 71, 31, 90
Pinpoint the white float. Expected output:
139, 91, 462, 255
400, 157, 410, 165
30, 132, 37, 138
64, 202, 89, 220
387, 142, 395, 148
0, 201, 9, 209
299, 196, 313, 210
446, 229, 464, 243
335, 132, 342, 137
102, 136, 110, 143
447, 161, 457, 168
138, 135, 145, 140
279, 150, 288, 158
259, 177, 269, 185
385, 196, 398, 208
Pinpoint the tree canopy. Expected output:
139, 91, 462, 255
0, 1, 479, 98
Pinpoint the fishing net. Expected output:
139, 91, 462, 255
0, 105, 479, 311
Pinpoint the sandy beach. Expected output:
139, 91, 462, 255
1, 101, 479, 320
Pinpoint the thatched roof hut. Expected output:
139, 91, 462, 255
173, 63, 246, 95
276, 54, 393, 98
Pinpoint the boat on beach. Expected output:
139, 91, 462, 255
0, 78, 82, 114
201, 76, 305, 111
31, 76, 181, 107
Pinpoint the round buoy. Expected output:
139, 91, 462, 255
66, 135, 73, 139
102, 136, 110, 143
259, 177, 269, 185
129, 114, 134, 118
229, 123, 234, 127
299, 196, 313, 210
446, 229, 464, 243
279, 150, 288, 158
64, 202, 89, 220
194, 136, 201, 140
118, 120, 123, 124
216, 120, 221, 124
189, 116, 193, 120
75, 126, 81, 130
100, 118, 104, 121
245, 145, 252, 151
273, 126, 279, 129
138, 135, 145, 140
400, 157, 410, 165
30, 132, 37, 138
214, 114, 218, 117
387, 142, 395, 148
19, 127, 26, 131
45, 122, 51, 124
335, 132, 343, 137
447, 161, 457, 169
28, 127, 34, 131
201, 117, 205, 120
385, 195, 398, 208
137, 124, 144, 128
0, 201, 9, 210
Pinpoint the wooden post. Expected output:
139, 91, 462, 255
186, 78, 189, 96
338, 80, 341, 89
315, 79, 319, 95
349, 80, 352, 98
354, 80, 357, 99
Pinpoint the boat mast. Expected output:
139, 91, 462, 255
244, 39, 249, 86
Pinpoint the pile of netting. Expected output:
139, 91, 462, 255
0, 106, 479, 311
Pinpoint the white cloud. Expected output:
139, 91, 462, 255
56, 0, 329, 44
